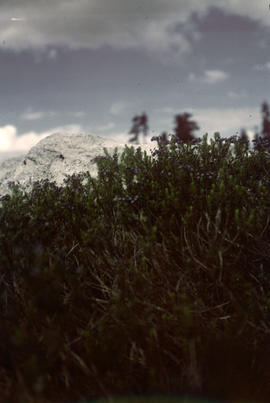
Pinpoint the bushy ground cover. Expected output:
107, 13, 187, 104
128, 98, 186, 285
0, 132, 270, 403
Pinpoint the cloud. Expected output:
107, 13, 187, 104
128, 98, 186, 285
253, 62, 270, 72
152, 105, 260, 145
0, 1, 268, 64
109, 101, 131, 116
21, 111, 45, 120
188, 69, 228, 84
67, 111, 86, 117
0, 0, 204, 63
227, 90, 245, 99
202, 70, 228, 84
138, 18, 193, 64
95, 122, 116, 132
0, 125, 17, 151
20, 108, 59, 120
103, 130, 153, 145
191, 106, 258, 141
20, 109, 86, 120
0, 123, 82, 161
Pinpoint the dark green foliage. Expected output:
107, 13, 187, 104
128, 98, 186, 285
0, 133, 270, 403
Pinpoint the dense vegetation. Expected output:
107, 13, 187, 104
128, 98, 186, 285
0, 132, 270, 403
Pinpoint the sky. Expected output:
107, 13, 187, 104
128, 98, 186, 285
0, 0, 269, 162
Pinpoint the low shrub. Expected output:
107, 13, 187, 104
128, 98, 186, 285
0, 132, 269, 403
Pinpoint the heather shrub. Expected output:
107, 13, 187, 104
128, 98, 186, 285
0, 133, 269, 403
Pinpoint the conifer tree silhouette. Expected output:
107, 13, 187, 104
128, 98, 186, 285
261, 101, 270, 139
173, 112, 199, 143
128, 112, 149, 144
253, 102, 270, 152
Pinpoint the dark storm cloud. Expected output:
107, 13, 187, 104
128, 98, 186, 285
0, 0, 267, 63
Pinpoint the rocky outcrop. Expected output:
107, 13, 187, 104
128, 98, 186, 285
0, 132, 156, 205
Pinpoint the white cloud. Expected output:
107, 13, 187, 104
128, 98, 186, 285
21, 109, 87, 120
21, 108, 87, 120
20, 109, 58, 120
227, 90, 245, 99
202, 70, 228, 84
188, 70, 228, 85
253, 61, 270, 72
104, 131, 153, 145
191, 106, 258, 142
0, 125, 17, 151
21, 111, 45, 120
68, 111, 86, 117
95, 122, 116, 132
156, 106, 176, 115
138, 18, 192, 64
109, 101, 130, 116
0, 1, 267, 64
152, 105, 260, 145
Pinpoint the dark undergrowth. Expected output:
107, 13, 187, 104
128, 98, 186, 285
0, 132, 270, 403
